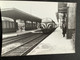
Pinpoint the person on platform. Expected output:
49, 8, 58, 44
62, 21, 66, 37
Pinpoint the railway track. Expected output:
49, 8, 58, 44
3, 33, 30, 41
2, 33, 35, 47
2, 33, 42, 54
2, 33, 49, 56
3, 33, 32, 42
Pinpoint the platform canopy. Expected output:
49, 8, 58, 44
1, 8, 41, 22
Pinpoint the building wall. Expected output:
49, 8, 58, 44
67, 3, 76, 29
67, 3, 76, 39
58, 2, 67, 13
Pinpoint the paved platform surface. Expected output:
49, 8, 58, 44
2, 29, 41, 39
28, 27, 75, 55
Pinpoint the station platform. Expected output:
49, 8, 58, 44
2, 28, 41, 39
28, 27, 75, 55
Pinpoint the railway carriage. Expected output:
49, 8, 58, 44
25, 21, 40, 30
40, 18, 57, 33
2, 17, 41, 33
2, 17, 18, 33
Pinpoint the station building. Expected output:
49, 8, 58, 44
58, 2, 76, 39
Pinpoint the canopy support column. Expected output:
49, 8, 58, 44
14, 20, 17, 32
24, 20, 26, 31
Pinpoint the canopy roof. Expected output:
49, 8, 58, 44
1, 8, 41, 22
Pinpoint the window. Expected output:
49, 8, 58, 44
26, 21, 31, 23
10, 22, 12, 28
12, 23, 14, 28
33, 22, 36, 26
6, 21, 9, 28
26, 21, 32, 27
2, 22, 6, 28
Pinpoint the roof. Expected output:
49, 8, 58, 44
1, 8, 41, 22
42, 18, 55, 23
2, 17, 14, 22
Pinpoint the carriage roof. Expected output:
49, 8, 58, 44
42, 18, 55, 23
2, 17, 14, 22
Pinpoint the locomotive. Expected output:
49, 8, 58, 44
40, 18, 57, 33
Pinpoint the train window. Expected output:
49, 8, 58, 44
10, 22, 12, 28
30, 22, 32, 26
37, 22, 39, 26
33, 22, 36, 24
11, 22, 13, 28
33, 22, 36, 26
6, 21, 9, 28
26, 21, 28, 27
33, 22, 35, 23
26, 21, 28, 23
2, 22, 6, 28
26, 21, 31, 23
26, 23, 29, 27
26, 21, 31, 27
29, 21, 32, 27
29, 21, 31, 23
12, 23, 14, 28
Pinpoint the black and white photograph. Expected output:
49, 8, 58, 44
0, 1, 76, 56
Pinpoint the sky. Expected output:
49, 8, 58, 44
0, 1, 58, 23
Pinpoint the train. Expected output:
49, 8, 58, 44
1, 8, 57, 34
2, 17, 41, 34
2, 17, 18, 33
40, 18, 57, 33
2, 17, 57, 34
